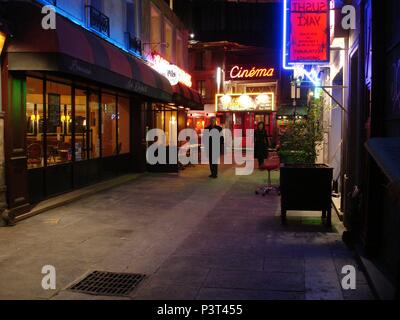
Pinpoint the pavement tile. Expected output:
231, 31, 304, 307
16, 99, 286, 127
132, 285, 199, 300
164, 254, 264, 272
264, 257, 305, 273
0, 164, 374, 300
196, 288, 305, 300
204, 269, 305, 292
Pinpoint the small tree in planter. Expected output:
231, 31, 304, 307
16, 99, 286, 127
279, 98, 324, 164
278, 98, 333, 227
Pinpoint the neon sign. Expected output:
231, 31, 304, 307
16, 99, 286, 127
228, 66, 276, 80
285, 0, 330, 65
147, 54, 192, 87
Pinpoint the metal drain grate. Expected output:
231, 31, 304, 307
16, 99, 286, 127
69, 271, 146, 296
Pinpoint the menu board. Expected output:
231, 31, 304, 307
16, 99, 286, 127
48, 94, 61, 127
288, 0, 330, 64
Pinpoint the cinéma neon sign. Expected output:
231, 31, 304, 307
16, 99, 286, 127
228, 66, 276, 80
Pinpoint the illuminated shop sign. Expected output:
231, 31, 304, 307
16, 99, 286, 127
147, 54, 192, 87
228, 65, 276, 80
215, 93, 275, 112
286, 0, 330, 64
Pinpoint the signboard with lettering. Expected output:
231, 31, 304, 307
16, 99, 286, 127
227, 65, 277, 81
287, 0, 330, 64
147, 54, 192, 87
216, 93, 275, 112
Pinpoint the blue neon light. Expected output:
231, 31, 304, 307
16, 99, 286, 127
282, 0, 330, 68
36, 0, 143, 60
282, 0, 292, 70
281, 0, 323, 87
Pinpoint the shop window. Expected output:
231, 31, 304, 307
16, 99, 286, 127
26, 77, 44, 169
151, 104, 177, 146
75, 89, 88, 162
118, 96, 130, 154
101, 93, 117, 157
89, 92, 101, 159
154, 105, 164, 131
46, 81, 72, 166
164, 110, 177, 146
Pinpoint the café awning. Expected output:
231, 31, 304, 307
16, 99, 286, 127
172, 83, 204, 110
277, 106, 308, 117
4, 1, 173, 102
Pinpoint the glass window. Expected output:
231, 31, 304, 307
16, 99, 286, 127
118, 96, 130, 154
176, 33, 183, 67
126, 2, 136, 35
164, 20, 173, 61
150, 5, 161, 50
46, 81, 72, 166
26, 77, 44, 169
89, 92, 101, 159
197, 80, 206, 98
75, 89, 87, 162
195, 52, 205, 70
101, 93, 117, 157
165, 110, 177, 146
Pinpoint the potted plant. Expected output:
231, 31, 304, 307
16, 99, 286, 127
278, 98, 333, 226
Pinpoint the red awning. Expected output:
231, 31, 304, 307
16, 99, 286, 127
4, 1, 172, 102
172, 83, 204, 110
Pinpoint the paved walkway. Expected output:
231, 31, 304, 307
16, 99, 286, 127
0, 164, 374, 300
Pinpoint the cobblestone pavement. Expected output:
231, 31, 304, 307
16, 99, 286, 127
0, 164, 374, 300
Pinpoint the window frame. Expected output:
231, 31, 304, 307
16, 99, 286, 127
26, 75, 131, 170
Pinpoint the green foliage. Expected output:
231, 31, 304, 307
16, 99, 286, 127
279, 98, 324, 164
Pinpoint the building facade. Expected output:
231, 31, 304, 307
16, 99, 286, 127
188, 41, 293, 147
317, 0, 400, 299
0, 0, 200, 224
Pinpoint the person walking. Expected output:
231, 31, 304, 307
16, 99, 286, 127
254, 121, 269, 168
205, 118, 223, 178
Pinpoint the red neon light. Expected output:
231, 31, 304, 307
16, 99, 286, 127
288, 0, 330, 63
229, 66, 275, 79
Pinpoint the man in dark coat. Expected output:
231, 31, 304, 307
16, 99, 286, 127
205, 118, 223, 178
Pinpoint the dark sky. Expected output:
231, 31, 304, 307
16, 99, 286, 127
173, 0, 282, 48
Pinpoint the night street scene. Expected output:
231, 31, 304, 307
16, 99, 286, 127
0, 0, 399, 310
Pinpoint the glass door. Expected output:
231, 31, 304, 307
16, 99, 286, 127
89, 92, 101, 159
74, 88, 88, 162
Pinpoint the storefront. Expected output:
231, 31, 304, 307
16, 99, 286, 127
215, 63, 279, 148
2, 2, 173, 218
276, 105, 308, 140
144, 54, 203, 172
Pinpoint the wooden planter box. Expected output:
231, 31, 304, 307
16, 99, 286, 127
280, 164, 333, 226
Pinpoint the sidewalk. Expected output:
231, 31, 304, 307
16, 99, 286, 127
0, 164, 374, 300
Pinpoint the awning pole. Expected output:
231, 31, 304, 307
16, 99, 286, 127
319, 86, 348, 114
